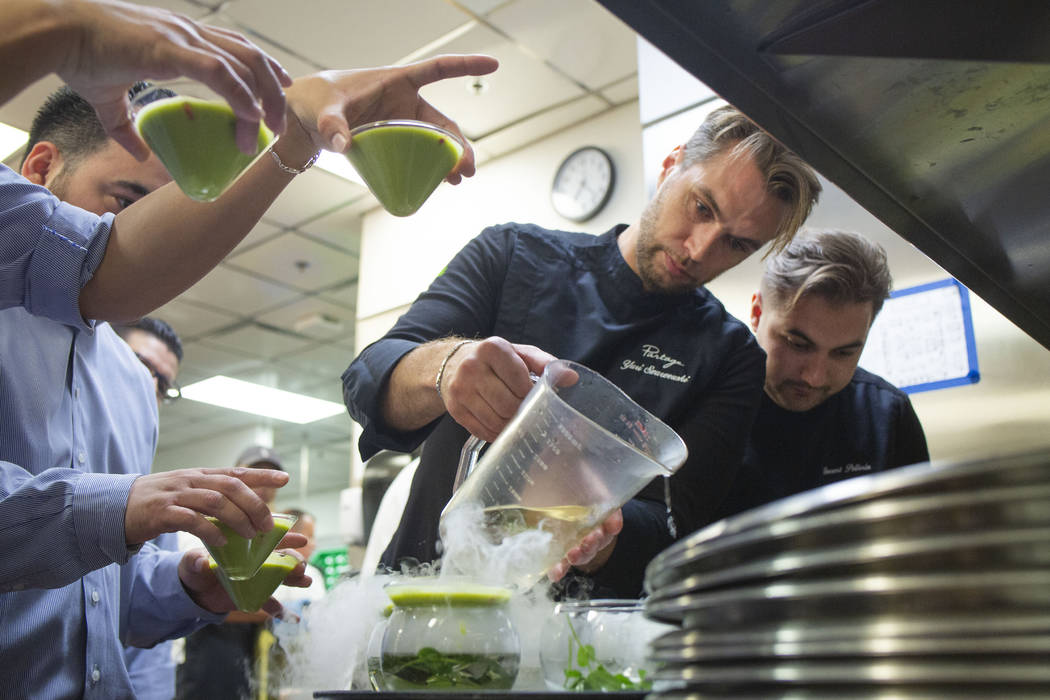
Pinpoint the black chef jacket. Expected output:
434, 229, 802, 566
342, 223, 765, 596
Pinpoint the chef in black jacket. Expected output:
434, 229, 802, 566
722, 229, 930, 517
343, 106, 822, 597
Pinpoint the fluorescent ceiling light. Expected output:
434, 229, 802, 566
315, 149, 366, 187
182, 375, 345, 424
0, 122, 28, 162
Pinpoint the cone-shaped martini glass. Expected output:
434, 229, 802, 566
345, 119, 464, 216
210, 550, 299, 612
133, 87, 275, 201
203, 512, 297, 581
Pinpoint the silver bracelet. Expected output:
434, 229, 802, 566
435, 339, 475, 402
268, 145, 320, 175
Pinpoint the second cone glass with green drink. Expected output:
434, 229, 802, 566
345, 119, 464, 217
203, 512, 297, 581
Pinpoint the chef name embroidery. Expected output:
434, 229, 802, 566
620, 344, 691, 384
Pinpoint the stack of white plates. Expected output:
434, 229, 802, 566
643, 448, 1050, 697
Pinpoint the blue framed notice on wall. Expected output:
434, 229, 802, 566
859, 278, 980, 394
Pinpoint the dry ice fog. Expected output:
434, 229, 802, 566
269, 502, 593, 694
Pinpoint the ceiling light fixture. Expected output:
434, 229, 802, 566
0, 122, 29, 163
181, 375, 345, 424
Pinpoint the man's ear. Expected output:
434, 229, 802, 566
750, 291, 763, 333
655, 144, 684, 188
20, 141, 62, 186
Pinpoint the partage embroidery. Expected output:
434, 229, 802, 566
620, 344, 691, 384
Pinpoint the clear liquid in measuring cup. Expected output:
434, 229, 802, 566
481, 503, 615, 579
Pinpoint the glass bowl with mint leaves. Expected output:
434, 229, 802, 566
380, 577, 520, 691
539, 599, 672, 692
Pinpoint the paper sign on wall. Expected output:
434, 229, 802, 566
859, 278, 979, 394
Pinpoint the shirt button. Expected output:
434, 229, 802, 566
74, 387, 80, 400
91, 665, 101, 683
77, 451, 86, 464
90, 590, 100, 606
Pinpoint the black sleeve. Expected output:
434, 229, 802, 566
666, 331, 766, 538
341, 226, 515, 460
892, 395, 930, 468
588, 330, 766, 597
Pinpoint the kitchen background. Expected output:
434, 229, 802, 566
2, 0, 1048, 566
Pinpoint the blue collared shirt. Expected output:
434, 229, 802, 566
0, 165, 223, 698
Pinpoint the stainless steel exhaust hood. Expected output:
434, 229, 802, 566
598, 0, 1050, 350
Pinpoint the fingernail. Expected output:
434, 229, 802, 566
331, 132, 348, 152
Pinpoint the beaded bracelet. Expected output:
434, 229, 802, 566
435, 339, 475, 401
268, 145, 320, 175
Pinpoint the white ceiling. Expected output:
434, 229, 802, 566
0, 0, 640, 495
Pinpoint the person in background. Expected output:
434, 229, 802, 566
176, 446, 290, 700
0, 1, 495, 696
342, 105, 822, 597
719, 229, 930, 517
115, 317, 184, 700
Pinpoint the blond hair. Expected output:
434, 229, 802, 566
681, 105, 821, 254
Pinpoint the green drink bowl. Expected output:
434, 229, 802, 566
345, 119, 464, 217
210, 551, 299, 612
203, 512, 297, 581
133, 91, 275, 202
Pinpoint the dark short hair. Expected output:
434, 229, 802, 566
680, 105, 822, 255
760, 229, 893, 318
115, 316, 183, 362
21, 82, 173, 168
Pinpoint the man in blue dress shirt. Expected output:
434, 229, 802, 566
0, 2, 498, 696
116, 317, 185, 700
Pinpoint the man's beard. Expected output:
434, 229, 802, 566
633, 193, 701, 295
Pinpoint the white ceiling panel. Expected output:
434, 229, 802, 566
206, 324, 313, 360
416, 25, 587, 138
150, 298, 240, 340
476, 94, 610, 157
179, 264, 301, 315
263, 167, 363, 228
602, 76, 640, 105
255, 296, 356, 340
318, 281, 359, 310
456, 0, 512, 17
231, 219, 285, 255
180, 340, 267, 376
219, 0, 469, 70
227, 232, 358, 292
297, 202, 364, 255
157, 413, 263, 449
487, 0, 638, 91
277, 342, 355, 377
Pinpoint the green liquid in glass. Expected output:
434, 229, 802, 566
210, 551, 298, 612
136, 97, 274, 201
203, 512, 295, 580
346, 121, 463, 217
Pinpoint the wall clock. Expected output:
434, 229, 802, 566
550, 146, 615, 222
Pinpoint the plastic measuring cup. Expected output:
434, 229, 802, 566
440, 359, 688, 584
132, 86, 275, 201
344, 119, 463, 216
